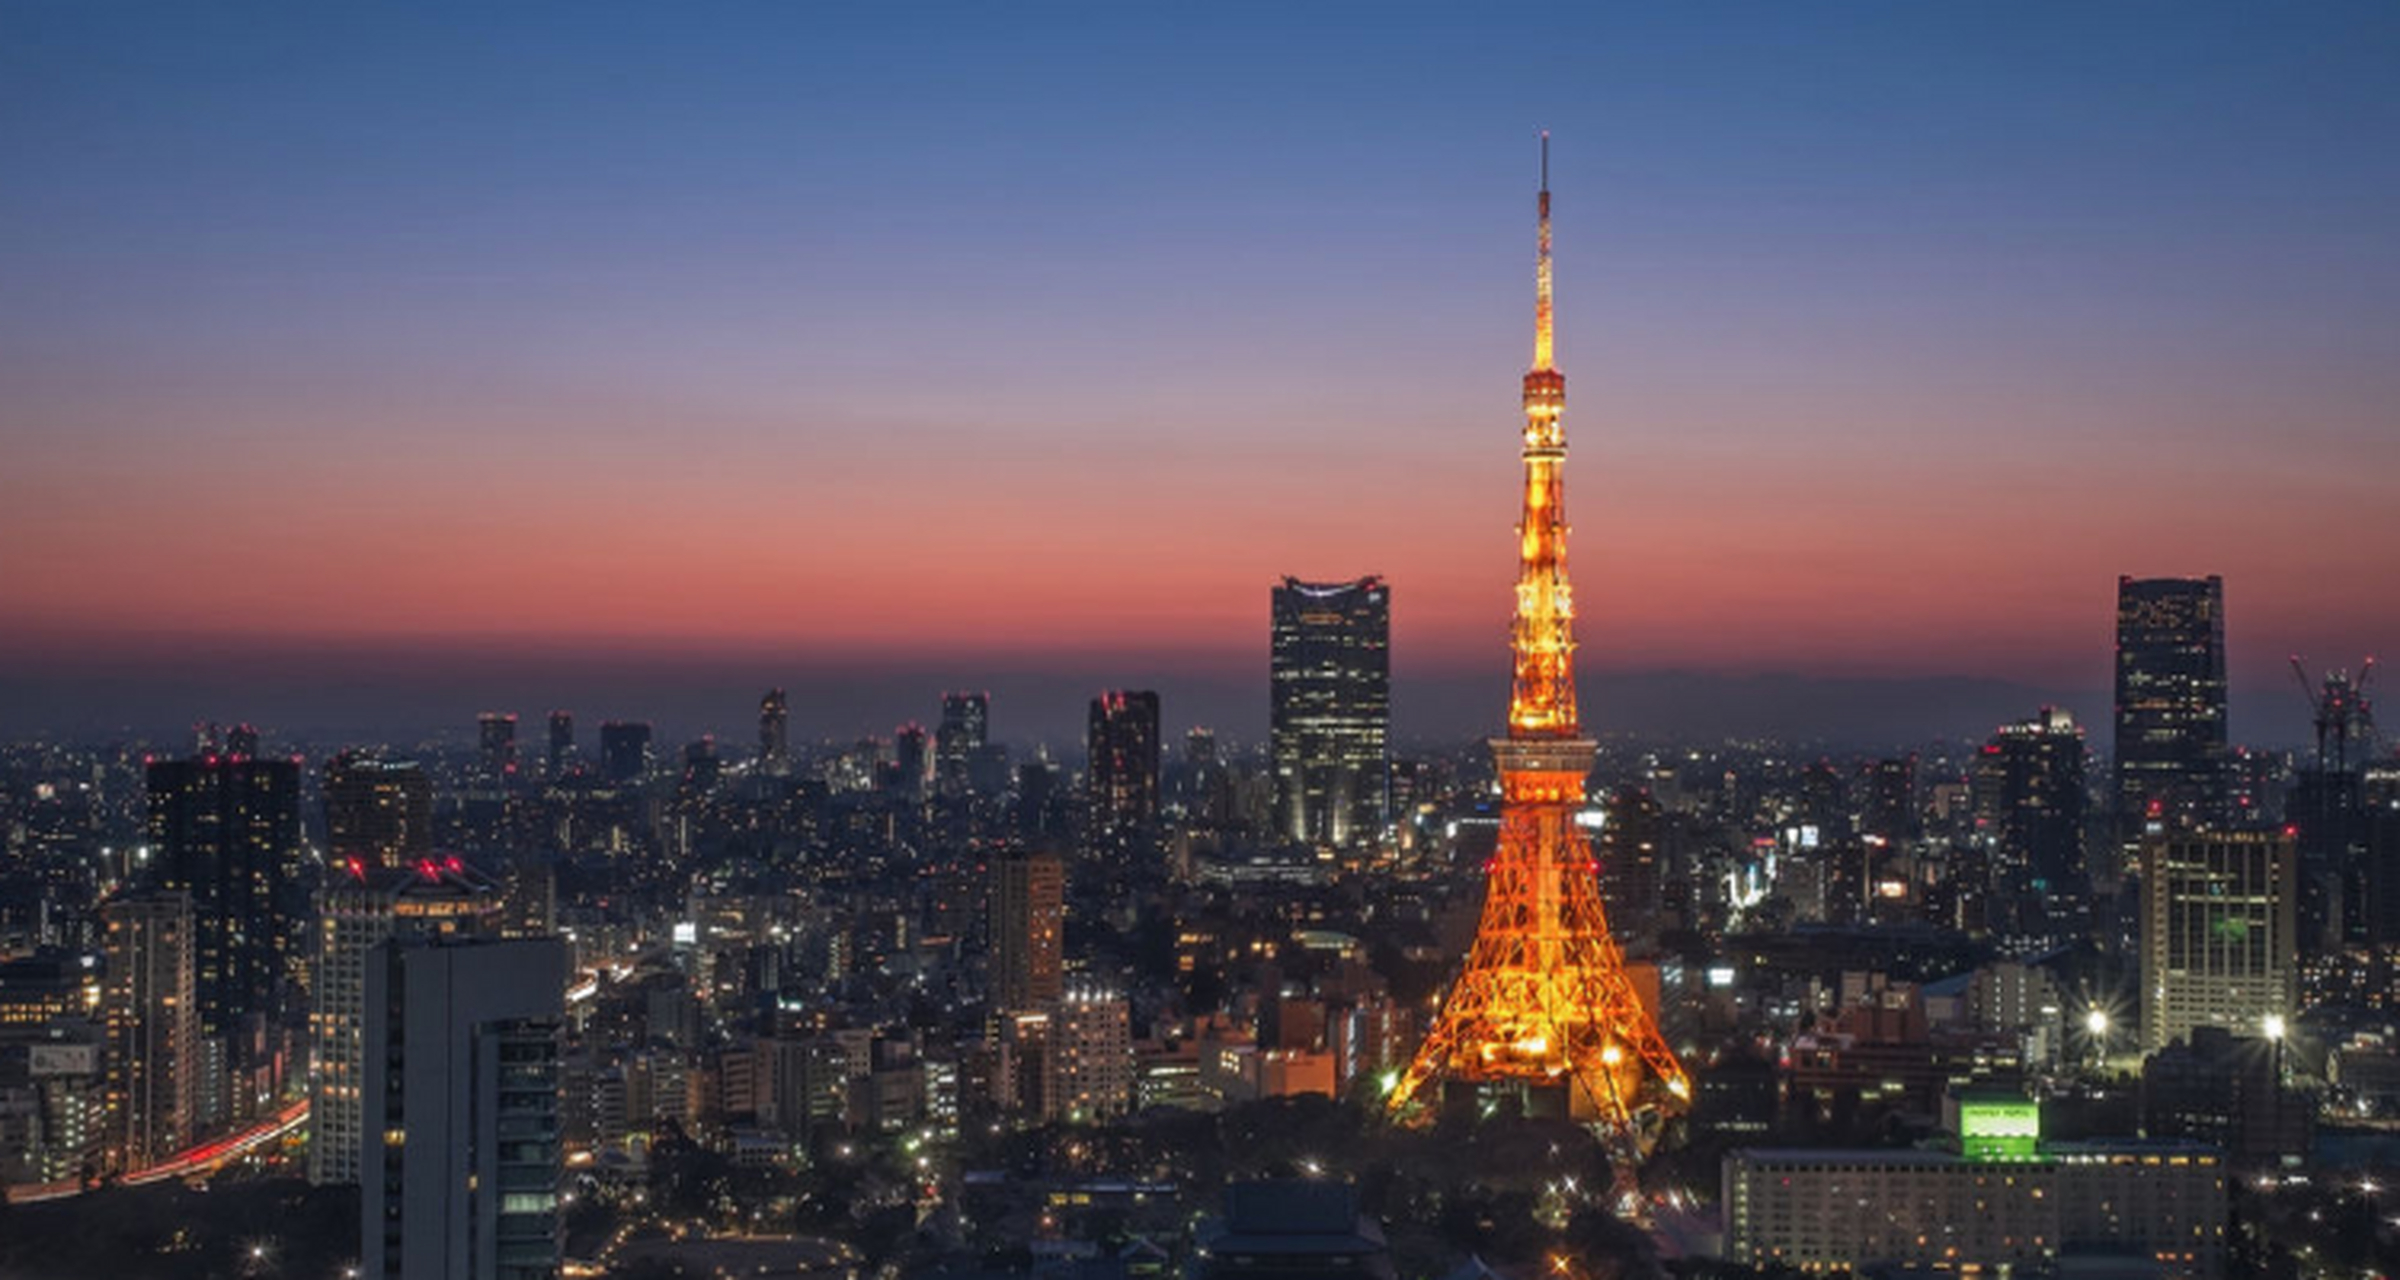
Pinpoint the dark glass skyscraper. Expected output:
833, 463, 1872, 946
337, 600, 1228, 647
758, 688, 790, 776
1087, 691, 1160, 835
1270, 576, 1391, 849
598, 720, 653, 784
324, 751, 433, 869
2113, 575, 2228, 854
936, 691, 989, 799
145, 747, 304, 1122
1974, 707, 2088, 938
476, 712, 518, 788
545, 710, 575, 778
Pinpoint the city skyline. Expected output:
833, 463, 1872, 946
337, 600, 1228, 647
5, 3, 2397, 749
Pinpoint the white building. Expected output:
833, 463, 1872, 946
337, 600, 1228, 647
2140, 831, 2296, 1054
310, 860, 500, 1185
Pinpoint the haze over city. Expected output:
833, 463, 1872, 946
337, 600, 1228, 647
6, 3, 2396, 746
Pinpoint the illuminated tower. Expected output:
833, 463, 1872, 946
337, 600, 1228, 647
1390, 138, 1690, 1170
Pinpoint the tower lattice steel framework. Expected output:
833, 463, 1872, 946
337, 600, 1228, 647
1388, 137, 1691, 1178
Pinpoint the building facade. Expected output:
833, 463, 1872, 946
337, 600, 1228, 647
2140, 830, 2297, 1053
990, 851, 1064, 1010
362, 936, 566, 1280
325, 752, 434, 868
1087, 691, 1161, 836
2114, 576, 2228, 856
1724, 1137, 2228, 1277
145, 750, 302, 1127
936, 692, 989, 799
309, 860, 502, 1186
1270, 576, 1391, 850
101, 889, 196, 1170
1973, 707, 2088, 939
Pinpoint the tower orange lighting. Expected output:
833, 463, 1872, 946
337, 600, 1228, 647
1388, 136, 1691, 1186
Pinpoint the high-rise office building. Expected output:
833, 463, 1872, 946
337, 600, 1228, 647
2114, 576, 2228, 854
1597, 785, 1666, 939
1973, 708, 2089, 937
990, 851, 1064, 1011
544, 711, 574, 779
893, 723, 930, 801
476, 713, 518, 787
598, 721, 652, 784
2140, 830, 2296, 1054
936, 692, 989, 799
1270, 576, 1391, 849
1862, 756, 1918, 844
362, 936, 565, 1280
680, 737, 720, 795
102, 890, 196, 1170
757, 689, 790, 776
309, 860, 501, 1186
1087, 691, 1161, 835
145, 748, 303, 1123
325, 752, 434, 869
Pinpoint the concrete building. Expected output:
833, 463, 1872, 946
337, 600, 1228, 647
309, 859, 501, 1185
1725, 1100, 2228, 1277
1051, 982, 1134, 1123
2139, 830, 2296, 1054
990, 850, 1064, 1010
101, 890, 196, 1170
362, 936, 565, 1280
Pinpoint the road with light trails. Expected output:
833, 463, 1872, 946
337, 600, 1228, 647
3, 1097, 309, 1204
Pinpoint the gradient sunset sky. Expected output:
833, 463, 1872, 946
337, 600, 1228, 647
4, 3, 2396, 745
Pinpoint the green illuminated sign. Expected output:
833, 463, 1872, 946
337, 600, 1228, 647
1959, 1099, 2040, 1160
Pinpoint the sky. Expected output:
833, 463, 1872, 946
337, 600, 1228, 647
3, 2, 2396, 748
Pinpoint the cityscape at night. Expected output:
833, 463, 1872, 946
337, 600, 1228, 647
2, 5, 2397, 1280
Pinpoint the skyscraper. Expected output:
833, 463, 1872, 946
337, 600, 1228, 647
936, 692, 990, 799
893, 722, 930, 801
2140, 829, 2297, 1053
309, 859, 501, 1186
545, 711, 575, 779
362, 936, 565, 1280
1270, 576, 1391, 849
325, 752, 433, 868
1973, 708, 2089, 938
145, 747, 303, 1124
2114, 576, 2228, 854
990, 850, 1065, 1011
598, 721, 652, 784
757, 688, 790, 776
1086, 691, 1161, 836
101, 890, 195, 1170
476, 713, 518, 787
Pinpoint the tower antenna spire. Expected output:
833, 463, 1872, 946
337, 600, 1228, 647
1533, 131, 1554, 373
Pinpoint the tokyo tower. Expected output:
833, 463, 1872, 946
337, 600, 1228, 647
1388, 136, 1691, 1168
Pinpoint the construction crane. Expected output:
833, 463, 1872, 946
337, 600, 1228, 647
2291, 655, 2378, 773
